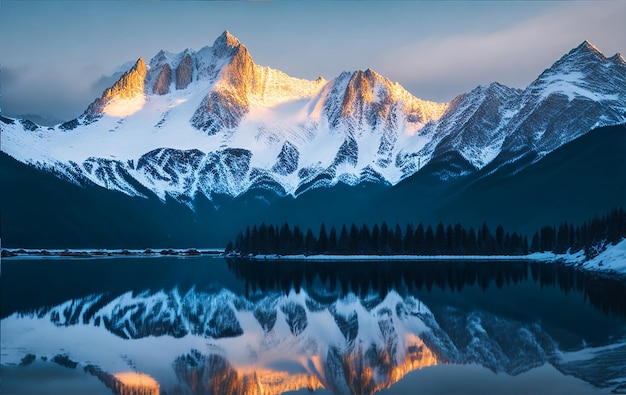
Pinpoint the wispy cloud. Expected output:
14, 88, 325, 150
379, 2, 625, 100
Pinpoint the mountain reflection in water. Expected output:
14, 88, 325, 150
1, 258, 625, 394
84, 368, 160, 395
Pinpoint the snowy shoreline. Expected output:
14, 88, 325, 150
3, 240, 625, 278
0, 248, 224, 259
233, 240, 626, 279
238, 253, 562, 262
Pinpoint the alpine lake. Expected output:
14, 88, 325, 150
1, 255, 625, 395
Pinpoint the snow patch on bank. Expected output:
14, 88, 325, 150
240, 253, 574, 262
578, 239, 626, 276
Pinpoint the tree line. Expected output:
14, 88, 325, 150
225, 207, 626, 259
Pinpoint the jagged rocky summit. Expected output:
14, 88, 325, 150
2, 32, 625, 205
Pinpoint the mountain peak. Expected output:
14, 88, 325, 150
133, 57, 147, 75
83, 57, 147, 120
573, 40, 604, 56
559, 40, 607, 64
213, 30, 243, 57
222, 30, 240, 44
610, 52, 626, 64
533, 40, 608, 84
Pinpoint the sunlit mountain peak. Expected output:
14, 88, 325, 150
213, 29, 243, 58
84, 57, 147, 119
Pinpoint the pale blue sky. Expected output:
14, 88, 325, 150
1, 1, 624, 122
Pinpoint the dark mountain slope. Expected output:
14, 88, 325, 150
429, 123, 626, 233
0, 153, 213, 248
2, 124, 625, 248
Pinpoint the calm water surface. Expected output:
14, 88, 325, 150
1, 257, 625, 394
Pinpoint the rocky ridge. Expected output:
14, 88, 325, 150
2, 32, 625, 204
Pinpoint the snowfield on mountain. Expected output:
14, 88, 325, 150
2, 31, 625, 205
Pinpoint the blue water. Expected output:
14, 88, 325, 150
1, 257, 625, 394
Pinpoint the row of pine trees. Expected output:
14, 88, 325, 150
226, 208, 626, 259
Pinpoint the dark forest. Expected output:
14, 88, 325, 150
227, 208, 626, 259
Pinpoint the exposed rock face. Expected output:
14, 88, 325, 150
211, 30, 242, 59
3, 33, 626, 205
83, 58, 147, 121
106, 58, 147, 99
190, 34, 254, 134
191, 30, 326, 135
175, 53, 193, 90
272, 141, 300, 175
326, 68, 448, 131
153, 63, 171, 95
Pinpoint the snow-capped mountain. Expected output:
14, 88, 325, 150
4, 286, 624, 394
398, 41, 626, 179
2, 289, 440, 394
4, 32, 622, 205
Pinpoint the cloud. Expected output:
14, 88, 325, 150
2, 1, 623, 119
376, 2, 626, 101
1, 64, 97, 122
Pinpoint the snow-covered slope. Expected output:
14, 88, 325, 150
398, 41, 626, 179
2, 33, 625, 204
577, 238, 626, 277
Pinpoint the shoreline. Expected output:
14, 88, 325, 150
3, 247, 624, 280
1, 248, 224, 259
230, 253, 566, 262
2, 248, 573, 262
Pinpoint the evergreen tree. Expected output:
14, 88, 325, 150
404, 224, 415, 254
531, 231, 540, 253
380, 222, 391, 255
569, 224, 578, 252
304, 229, 316, 255
393, 224, 403, 254
425, 225, 435, 255
243, 226, 251, 254
509, 232, 522, 255
435, 222, 446, 254
504, 231, 511, 254
495, 225, 504, 254
359, 224, 372, 254
414, 223, 425, 254
317, 223, 329, 254
251, 225, 259, 255
278, 223, 292, 255
454, 223, 464, 255
268, 224, 277, 254
225, 240, 234, 254
349, 223, 359, 253
555, 222, 569, 254
293, 226, 304, 254
523, 235, 529, 255
466, 227, 478, 254
371, 224, 380, 254
446, 224, 454, 254
258, 223, 269, 254
328, 226, 338, 254
338, 224, 349, 254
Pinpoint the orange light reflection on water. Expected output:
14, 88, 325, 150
112, 372, 159, 395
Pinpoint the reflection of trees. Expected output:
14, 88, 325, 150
227, 259, 626, 318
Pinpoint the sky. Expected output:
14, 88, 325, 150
0, 0, 624, 124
